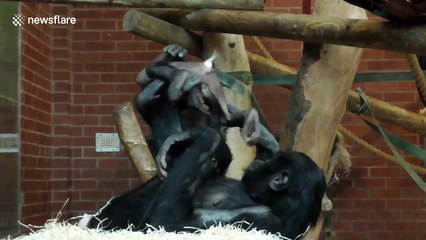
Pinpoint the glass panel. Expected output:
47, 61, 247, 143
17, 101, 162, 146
0, 2, 20, 237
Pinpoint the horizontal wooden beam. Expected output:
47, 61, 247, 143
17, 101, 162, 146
123, 10, 426, 136
123, 10, 296, 75
123, 11, 203, 56
2, 0, 264, 10
137, 8, 426, 54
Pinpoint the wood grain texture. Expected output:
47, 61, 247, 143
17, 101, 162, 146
123, 10, 202, 56
122, 11, 426, 135
123, 10, 426, 136
279, 2, 367, 239
113, 102, 156, 183
163, 9, 426, 54
347, 90, 426, 136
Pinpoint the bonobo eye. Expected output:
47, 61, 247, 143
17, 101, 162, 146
211, 157, 218, 168
269, 171, 289, 192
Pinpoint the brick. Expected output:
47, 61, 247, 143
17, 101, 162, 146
98, 159, 130, 169
73, 159, 96, 168
354, 200, 387, 210
100, 52, 132, 61
85, 42, 115, 51
99, 180, 130, 190
387, 199, 421, 209
387, 178, 419, 189
369, 210, 401, 220
72, 180, 97, 190
370, 167, 403, 177
85, 84, 115, 94
81, 169, 113, 179
81, 190, 112, 200
384, 222, 415, 231
337, 210, 369, 221
71, 201, 97, 211
101, 32, 134, 41
352, 221, 384, 231
353, 178, 385, 188
116, 42, 147, 51
370, 189, 402, 199
368, 232, 401, 240
73, 31, 102, 41
85, 20, 116, 30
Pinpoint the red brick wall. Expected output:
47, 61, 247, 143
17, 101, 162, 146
19, 1, 426, 239
20, 3, 53, 226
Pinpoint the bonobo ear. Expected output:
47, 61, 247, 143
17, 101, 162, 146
269, 171, 290, 191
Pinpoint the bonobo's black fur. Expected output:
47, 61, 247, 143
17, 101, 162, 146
87, 126, 231, 229
134, 45, 279, 178
242, 152, 326, 238
88, 45, 326, 239
87, 151, 326, 239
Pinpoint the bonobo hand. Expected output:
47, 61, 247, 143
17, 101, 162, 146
163, 44, 188, 59
136, 44, 187, 87
136, 79, 164, 104
187, 86, 210, 115
155, 131, 194, 179
241, 109, 261, 145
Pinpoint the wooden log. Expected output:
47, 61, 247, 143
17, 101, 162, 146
123, 10, 203, 57
347, 90, 426, 136
280, 2, 367, 240
113, 102, 157, 183
125, 9, 296, 75
123, 10, 426, 136
1, 0, 264, 10
138, 8, 426, 54
280, 2, 366, 167
246, 52, 296, 75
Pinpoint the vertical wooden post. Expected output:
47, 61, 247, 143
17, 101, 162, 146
202, 33, 255, 180
279, 1, 367, 239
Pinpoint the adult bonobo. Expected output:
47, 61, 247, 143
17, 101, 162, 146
80, 150, 326, 239
135, 44, 279, 178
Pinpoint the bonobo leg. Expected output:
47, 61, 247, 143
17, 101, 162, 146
84, 177, 162, 230
137, 127, 221, 231
134, 79, 182, 157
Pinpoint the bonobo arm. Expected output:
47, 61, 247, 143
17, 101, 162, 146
134, 79, 165, 121
134, 78, 183, 157
137, 127, 222, 231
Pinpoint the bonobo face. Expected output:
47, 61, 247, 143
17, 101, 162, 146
242, 154, 292, 205
242, 152, 326, 207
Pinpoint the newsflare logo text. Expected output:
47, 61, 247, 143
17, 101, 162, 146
12, 13, 77, 27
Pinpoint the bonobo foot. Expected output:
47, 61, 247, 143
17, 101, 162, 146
241, 109, 261, 145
